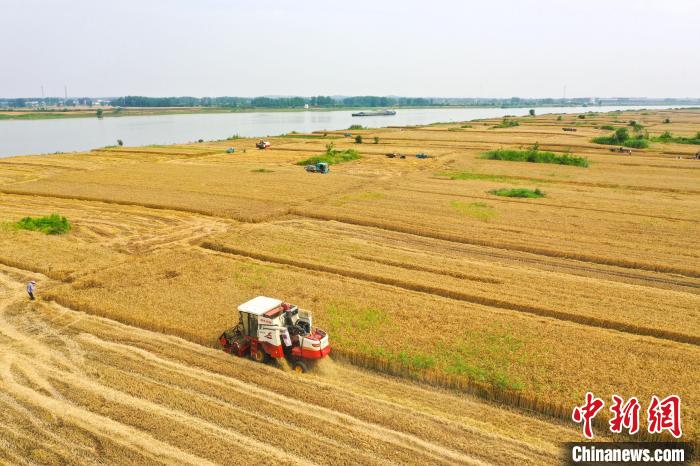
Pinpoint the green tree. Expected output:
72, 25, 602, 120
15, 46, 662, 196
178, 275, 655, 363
529, 109, 535, 116
117, 139, 123, 146
614, 127, 629, 143
96, 108, 103, 118
354, 135, 363, 144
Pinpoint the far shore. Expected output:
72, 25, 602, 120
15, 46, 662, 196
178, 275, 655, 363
1, 103, 694, 121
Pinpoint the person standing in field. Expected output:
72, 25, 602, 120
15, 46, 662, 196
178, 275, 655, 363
27, 280, 36, 300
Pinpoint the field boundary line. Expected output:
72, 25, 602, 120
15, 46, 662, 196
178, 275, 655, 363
199, 242, 700, 346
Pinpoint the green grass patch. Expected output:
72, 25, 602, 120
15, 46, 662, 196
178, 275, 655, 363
442, 328, 526, 390
15, 214, 70, 235
450, 201, 497, 221
652, 131, 700, 145
490, 187, 545, 198
437, 171, 515, 182
481, 149, 589, 167
592, 135, 649, 148
592, 127, 650, 148
297, 142, 361, 166
598, 125, 616, 130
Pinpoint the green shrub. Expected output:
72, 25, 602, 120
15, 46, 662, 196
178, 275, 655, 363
529, 109, 535, 116
652, 131, 700, 145
297, 142, 360, 166
492, 118, 520, 129
599, 125, 615, 131
663, 118, 671, 124
481, 149, 589, 167
592, 127, 650, 148
577, 114, 586, 119
373, 136, 379, 144
623, 138, 649, 148
348, 124, 364, 130
556, 115, 563, 121
16, 214, 71, 235
628, 120, 644, 132
354, 135, 363, 144
460, 124, 473, 128
490, 188, 545, 198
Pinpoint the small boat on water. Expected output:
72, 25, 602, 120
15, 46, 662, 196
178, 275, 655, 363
351, 110, 397, 117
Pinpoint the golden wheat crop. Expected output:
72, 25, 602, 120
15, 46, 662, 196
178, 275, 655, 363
0, 108, 698, 451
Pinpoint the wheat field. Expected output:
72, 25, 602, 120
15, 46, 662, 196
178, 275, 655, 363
0, 108, 698, 461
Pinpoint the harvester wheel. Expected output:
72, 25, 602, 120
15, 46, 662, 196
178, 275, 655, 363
293, 361, 308, 374
252, 347, 268, 363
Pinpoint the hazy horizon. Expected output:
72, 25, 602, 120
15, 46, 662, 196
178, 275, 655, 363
2, 0, 699, 99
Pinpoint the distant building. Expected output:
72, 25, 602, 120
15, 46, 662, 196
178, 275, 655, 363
304, 103, 309, 109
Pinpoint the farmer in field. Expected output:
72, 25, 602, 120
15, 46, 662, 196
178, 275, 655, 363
27, 280, 36, 300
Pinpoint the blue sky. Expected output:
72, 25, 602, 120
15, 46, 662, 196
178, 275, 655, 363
1, 0, 698, 97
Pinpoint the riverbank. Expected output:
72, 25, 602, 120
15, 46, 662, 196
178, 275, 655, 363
2, 103, 697, 121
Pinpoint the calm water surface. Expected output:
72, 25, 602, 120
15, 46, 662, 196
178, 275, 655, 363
0, 105, 691, 158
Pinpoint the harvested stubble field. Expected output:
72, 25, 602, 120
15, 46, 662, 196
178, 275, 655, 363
0, 108, 699, 462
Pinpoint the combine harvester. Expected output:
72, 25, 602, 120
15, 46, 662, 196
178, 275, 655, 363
256, 140, 271, 149
219, 296, 331, 372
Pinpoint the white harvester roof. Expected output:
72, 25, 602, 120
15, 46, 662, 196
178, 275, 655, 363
237, 296, 282, 315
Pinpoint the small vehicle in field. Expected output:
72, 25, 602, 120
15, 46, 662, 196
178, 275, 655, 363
304, 162, 329, 174
219, 296, 331, 373
256, 140, 271, 149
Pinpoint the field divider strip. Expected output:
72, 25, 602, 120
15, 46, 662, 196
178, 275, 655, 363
289, 209, 700, 279
199, 241, 699, 346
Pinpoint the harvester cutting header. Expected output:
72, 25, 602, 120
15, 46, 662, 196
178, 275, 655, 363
219, 296, 330, 372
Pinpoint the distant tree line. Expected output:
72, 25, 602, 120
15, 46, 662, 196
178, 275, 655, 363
3, 95, 700, 109
106, 95, 435, 108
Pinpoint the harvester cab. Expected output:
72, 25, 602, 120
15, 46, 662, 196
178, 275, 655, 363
219, 296, 330, 373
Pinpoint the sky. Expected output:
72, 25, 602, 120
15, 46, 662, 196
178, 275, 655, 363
1, 0, 698, 98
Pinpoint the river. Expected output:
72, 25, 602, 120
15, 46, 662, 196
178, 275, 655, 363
0, 105, 691, 158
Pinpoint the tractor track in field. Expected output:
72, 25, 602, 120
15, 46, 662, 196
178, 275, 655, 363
198, 242, 700, 346
0, 264, 572, 464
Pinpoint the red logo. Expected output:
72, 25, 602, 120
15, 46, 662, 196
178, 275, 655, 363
573, 393, 682, 438
572, 392, 605, 439
609, 395, 640, 435
648, 395, 682, 438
